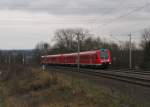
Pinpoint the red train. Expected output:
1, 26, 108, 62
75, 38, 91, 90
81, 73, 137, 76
41, 49, 111, 68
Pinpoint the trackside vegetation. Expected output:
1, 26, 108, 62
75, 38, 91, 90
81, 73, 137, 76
0, 65, 148, 107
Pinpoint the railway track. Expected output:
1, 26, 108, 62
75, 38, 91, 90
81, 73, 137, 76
46, 66, 150, 87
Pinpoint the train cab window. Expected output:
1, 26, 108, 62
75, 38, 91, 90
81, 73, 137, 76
100, 49, 108, 59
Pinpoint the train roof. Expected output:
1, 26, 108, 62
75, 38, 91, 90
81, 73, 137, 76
41, 49, 109, 58
41, 54, 61, 58
63, 50, 98, 55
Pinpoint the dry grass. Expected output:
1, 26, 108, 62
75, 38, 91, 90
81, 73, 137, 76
0, 65, 147, 107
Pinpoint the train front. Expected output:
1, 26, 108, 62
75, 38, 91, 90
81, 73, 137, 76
99, 49, 111, 67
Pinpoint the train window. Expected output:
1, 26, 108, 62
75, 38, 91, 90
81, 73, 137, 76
100, 49, 108, 59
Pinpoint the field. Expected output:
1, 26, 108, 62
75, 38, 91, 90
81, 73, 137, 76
0, 65, 147, 107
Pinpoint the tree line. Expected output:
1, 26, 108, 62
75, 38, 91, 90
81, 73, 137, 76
34, 28, 150, 70
0, 28, 149, 70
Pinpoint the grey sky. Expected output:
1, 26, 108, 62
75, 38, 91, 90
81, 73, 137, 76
0, 0, 150, 49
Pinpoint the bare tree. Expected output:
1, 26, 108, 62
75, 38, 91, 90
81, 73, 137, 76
141, 29, 150, 49
35, 42, 50, 54
120, 41, 137, 51
33, 42, 50, 65
141, 28, 150, 69
142, 29, 150, 42
52, 28, 90, 53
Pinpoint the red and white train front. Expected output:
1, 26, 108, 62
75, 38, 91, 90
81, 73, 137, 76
99, 49, 111, 65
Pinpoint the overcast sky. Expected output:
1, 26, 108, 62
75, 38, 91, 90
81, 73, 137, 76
0, 0, 150, 49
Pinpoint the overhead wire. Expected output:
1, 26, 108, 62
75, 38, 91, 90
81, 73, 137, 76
95, 2, 150, 43
100, 3, 150, 27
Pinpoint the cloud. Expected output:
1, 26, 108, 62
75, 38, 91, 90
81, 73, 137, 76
0, 10, 96, 49
0, 0, 148, 15
0, 0, 150, 49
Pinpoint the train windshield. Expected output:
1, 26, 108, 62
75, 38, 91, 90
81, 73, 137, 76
100, 49, 108, 59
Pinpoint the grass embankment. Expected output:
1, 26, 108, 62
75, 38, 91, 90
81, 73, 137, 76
0, 65, 145, 107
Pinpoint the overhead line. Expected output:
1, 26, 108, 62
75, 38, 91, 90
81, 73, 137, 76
101, 3, 150, 27
95, 3, 150, 42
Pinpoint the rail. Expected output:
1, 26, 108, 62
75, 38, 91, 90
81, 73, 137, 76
46, 66, 150, 87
